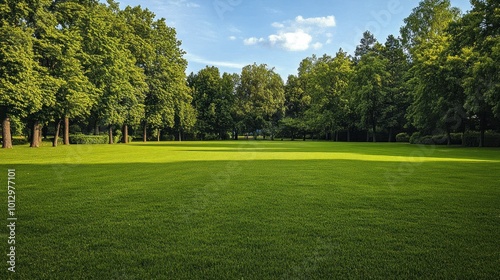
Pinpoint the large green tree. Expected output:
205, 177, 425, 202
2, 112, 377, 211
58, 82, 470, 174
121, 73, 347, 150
80, 2, 146, 144
352, 43, 389, 142
50, 0, 97, 146
381, 35, 410, 141
448, 0, 500, 146
0, 24, 44, 148
402, 0, 463, 140
237, 63, 285, 139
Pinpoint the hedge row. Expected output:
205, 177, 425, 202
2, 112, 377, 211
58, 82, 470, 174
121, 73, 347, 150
69, 134, 134, 144
404, 131, 500, 147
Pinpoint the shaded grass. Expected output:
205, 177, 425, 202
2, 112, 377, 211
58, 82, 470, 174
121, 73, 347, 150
1, 141, 500, 279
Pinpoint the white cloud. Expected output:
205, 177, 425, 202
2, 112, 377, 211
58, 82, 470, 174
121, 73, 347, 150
229, 36, 237, 41
269, 30, 312, 52
243, 15, 336, 52
186, 53, 246, 69
295, 15, 336, 28
312, 42, 323, 50
271, 22, 285, 29
244, 37, 265, 46
168, 0, 200, 8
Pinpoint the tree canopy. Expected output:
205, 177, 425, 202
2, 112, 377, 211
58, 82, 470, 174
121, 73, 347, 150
1, 0, 499, 147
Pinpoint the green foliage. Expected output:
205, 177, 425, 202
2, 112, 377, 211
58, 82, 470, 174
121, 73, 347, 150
68, 133, 134, 144
463, 131, 500, 147
69, 134, 109, 144
1, 0, 499, 147
396, 132, 410, 142
409, 132, 421, 144
237, 63, 285, 135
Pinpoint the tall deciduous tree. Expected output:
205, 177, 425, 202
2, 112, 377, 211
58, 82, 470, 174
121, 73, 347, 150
402, 0, 462, 140
0, 23, 44, 148
352, 43, 389, 142
237, 63, 285, 139
448, 0, 499, 146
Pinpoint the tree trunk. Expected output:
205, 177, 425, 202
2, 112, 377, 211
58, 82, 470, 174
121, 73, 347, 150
108, 126, 114, 144
347, 130, 351, 142
335, 131, 339, 142
372, 124, 377, 143
143, 123, 147, 142
30, 121, 41, 148
42, 126, 48, 139
122, 124, 128, 143
38, 124, 43, 145
2, 114, 13, 149
446, 128, 451, 146
303, 133, 306, 141
64, 116, 70, 145
479, 114, 486, 147
94, 121, 99, 135
178, 130, 182, 142
157, 129, 160, 142
53, 119, 62, 147
388, 127, 393, 142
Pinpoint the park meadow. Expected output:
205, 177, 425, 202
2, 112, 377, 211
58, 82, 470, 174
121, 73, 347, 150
1, 141, 500, 278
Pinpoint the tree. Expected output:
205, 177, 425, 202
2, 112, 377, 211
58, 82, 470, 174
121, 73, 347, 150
80, 2, 146, 144
190, 66, 222, 139
51, 1, 97, 146
283, 74, 310, 140
237, 63, 285, 139
352, 43, 389, 142
0, 24, 44, 148
448, 0, 500, 146
400, 0, 461, 57
10, 0, 62, 148
402, 0, 464, 142
300, 51, 353, 140
381, 35, 410, 141
355, 31, 377, 62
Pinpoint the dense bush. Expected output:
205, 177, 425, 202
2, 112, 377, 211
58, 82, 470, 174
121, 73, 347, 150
70, 134, 108, 144
396, 132, 410, 142
409, 132, 421, 144
12, 137, 29, 145
463, 131, 500, 147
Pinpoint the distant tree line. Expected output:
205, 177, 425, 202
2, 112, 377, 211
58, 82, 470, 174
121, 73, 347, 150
1, 0, 499, 148
188, 0, 499, 146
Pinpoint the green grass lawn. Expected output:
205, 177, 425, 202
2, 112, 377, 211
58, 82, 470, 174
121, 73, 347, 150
1, 141, 500, 279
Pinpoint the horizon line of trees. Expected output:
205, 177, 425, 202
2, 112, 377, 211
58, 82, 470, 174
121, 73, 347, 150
188, 0, 499, 146
1, 0, 499, 148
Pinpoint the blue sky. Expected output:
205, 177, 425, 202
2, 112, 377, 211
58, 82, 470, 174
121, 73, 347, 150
113, 0, 472, 79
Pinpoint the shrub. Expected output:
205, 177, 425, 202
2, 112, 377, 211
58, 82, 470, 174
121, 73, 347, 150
11, 137, 29, 145
70, 134, 108, 144
396, 132, 410, 142
419, 135, 434, 145
409, 132, 421, 144
464, 131, 500, 147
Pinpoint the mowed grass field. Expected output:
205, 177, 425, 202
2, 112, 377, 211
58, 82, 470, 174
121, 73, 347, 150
1, 141, 500, 279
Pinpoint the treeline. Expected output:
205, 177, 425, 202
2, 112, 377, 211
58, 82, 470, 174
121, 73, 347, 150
0, 0, 192, 148
1, 0, 499, 148
188, 0, 499, 146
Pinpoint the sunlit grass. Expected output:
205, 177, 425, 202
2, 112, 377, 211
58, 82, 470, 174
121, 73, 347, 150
1, 141, 499, 279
